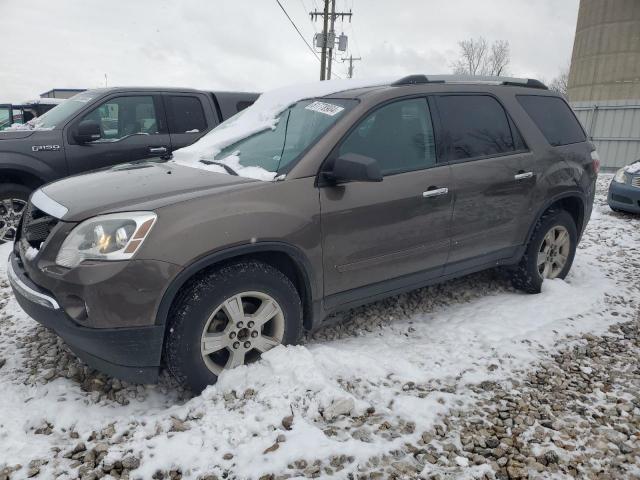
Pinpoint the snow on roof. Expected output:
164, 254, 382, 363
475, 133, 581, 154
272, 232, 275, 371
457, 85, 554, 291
171, 77, 392, 180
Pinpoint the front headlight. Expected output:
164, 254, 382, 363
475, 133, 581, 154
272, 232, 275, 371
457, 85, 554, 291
56, 212, 156, 268
613, 168, 627, 183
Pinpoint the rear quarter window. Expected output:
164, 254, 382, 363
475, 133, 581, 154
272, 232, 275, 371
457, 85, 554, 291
517, 95, 586, 147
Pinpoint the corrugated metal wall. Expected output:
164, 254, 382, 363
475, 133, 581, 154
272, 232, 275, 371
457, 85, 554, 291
572, 99, 640, 169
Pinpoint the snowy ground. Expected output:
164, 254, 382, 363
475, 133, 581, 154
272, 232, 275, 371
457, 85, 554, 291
0, 175, 638, 479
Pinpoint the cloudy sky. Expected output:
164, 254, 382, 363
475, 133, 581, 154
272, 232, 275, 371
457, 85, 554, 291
1, 0, 579, 103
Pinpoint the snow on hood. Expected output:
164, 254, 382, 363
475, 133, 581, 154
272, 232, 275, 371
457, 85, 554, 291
2, 122, 53, 132
171, 77, 392, 181
624, 161, 640, 174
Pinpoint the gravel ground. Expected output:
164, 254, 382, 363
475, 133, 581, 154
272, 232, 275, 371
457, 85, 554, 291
0, 174, 639, 480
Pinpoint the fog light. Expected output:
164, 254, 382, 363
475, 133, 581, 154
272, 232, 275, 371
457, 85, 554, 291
65, 295, 88, 322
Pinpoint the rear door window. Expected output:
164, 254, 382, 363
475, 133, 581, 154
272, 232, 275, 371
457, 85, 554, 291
435, 95, 521, 161
166, 95, 207, 134
517, 95, 586, 146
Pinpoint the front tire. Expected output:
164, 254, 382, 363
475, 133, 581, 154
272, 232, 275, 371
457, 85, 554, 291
164, 261, 303, 393
509, 209, 578, 294
0, 183, 30, 243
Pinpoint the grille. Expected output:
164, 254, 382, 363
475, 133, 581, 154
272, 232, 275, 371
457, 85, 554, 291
632, 176, 640, 188
19, 202, 59, 249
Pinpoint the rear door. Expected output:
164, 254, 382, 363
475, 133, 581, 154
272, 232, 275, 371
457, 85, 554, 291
433, 94, 535, 270
320, 97, 453, 301
64, 94, 172, 174
163, 93, 216, 151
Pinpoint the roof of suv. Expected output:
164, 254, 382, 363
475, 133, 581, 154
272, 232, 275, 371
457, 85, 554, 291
324, 74, 549, 100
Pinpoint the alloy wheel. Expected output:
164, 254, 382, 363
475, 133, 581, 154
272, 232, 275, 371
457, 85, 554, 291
537, 225, 571, 279
200, 291, 285, 375
0, 198, 27, 242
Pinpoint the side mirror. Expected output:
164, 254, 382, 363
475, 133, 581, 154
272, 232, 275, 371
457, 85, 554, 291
74, 120, 101, 143
324, 153, 383, 184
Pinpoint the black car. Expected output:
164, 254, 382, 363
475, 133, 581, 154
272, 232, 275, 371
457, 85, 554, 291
0, 87, 259, 242
608, 160, 640, 213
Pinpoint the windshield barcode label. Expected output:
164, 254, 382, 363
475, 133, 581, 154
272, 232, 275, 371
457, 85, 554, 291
305, 101, 345, 116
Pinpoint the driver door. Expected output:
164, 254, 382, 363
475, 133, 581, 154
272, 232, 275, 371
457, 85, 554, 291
64, 94, 172, 174
320, 97, 453, 302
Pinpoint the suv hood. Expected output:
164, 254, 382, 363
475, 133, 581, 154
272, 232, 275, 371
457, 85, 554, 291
41, 161, 261, 222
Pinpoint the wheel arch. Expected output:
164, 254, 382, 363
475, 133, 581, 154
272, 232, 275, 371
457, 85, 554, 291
155, 242, 319, 333
0, 168, 46, 191
526, 191, 587, 245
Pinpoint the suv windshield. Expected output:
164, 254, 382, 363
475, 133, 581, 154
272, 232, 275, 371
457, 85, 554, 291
215, 98, 356, 173
31, 91, 96, 129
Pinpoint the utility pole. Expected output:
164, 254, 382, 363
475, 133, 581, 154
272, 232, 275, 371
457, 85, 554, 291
327, 0, 336, 79
342, 55, 362, 78
311, 2, 352, 80
319, 0, 329, 80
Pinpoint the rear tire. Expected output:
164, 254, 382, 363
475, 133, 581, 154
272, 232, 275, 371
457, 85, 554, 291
508, 209, 577, 294
0, 183, 31, 243
164, 261, 303, 393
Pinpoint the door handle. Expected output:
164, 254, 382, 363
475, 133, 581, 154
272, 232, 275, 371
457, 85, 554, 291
514, 171, 534, 181
422, 187, 449, 198
149, 146, 168, 154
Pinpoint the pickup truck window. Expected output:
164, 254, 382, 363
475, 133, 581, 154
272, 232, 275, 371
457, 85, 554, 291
79, 96, 161, 141
214, 98, 356, 173
0, 107, 11, 131
166, 96, 207, 134
30, 91, 95, 129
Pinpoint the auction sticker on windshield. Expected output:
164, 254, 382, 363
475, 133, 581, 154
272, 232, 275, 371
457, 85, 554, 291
305, 101, 345, 116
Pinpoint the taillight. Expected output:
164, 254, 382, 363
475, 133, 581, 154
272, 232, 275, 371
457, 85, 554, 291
591, 150, 601, 174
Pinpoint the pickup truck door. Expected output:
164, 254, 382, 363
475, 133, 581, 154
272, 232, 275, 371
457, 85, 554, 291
64, 93, 172, 174
163, 93, 219, 151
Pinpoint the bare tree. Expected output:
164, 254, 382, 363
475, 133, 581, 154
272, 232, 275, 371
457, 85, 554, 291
548, 67, 570, 97
452, 37, 510, 76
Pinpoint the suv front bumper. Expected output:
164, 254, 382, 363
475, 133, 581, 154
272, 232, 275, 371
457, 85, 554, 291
8, 253, 164, 383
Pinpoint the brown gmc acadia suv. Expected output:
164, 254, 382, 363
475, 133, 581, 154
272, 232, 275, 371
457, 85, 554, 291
8, 75, 599, 392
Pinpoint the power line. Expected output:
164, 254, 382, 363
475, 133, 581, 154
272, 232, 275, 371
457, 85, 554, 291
299, 0, 317, 33
275, 0, 320, 61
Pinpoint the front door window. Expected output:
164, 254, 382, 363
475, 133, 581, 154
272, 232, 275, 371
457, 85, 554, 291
80, 96, 161, 141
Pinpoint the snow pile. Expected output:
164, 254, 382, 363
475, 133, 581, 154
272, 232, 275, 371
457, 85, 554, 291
2, 121, 53, 132
171, 77, 391, 180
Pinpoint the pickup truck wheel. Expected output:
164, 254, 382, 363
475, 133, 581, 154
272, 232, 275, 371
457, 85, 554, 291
0, 184, 30, 243
509, 209, 577, 294
164, 261, 303, 393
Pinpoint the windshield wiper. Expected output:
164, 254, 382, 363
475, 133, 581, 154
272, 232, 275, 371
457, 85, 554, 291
199, 159, 239, 176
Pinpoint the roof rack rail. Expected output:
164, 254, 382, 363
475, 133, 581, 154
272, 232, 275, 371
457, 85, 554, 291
392, 74, 548, 90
